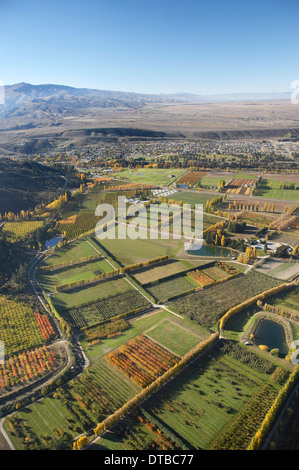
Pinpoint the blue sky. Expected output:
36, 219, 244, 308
0, 0, 298, 94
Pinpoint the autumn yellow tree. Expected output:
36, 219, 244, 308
245, 246, 253, 260
73, 436, 88, 450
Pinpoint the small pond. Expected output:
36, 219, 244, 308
45, 237, 61, 249
254, 319, 289, 355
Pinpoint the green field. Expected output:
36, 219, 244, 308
95, 235, 184, 266
146, 274, 196, 302
52, 276, 133, 310
66, 289, 151, 328
146, 319, 201, 356
38, 236, 132, 311
198, 176, 225, 189
254, 179, 299, 201
166, 190, 211, 207
170, 270, 282, 329
111, 168, 186, 186
140, 344, 280, 449
133, 259, 210, 285
272, 285, 299, 310
94, 340, 286, 451
82, 308, 208, 362
43, 239, 98, 267
38, 258, 112, 289
5, 360, 138, 450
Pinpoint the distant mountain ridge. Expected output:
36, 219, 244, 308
0, 82, 291, 120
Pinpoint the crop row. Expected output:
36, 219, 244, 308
106, 335, 180, 387
34, 313, 56, 341
171, 271, 282, 328
0, 296, 45, 356
84, 319, 130, 344
58, 211, 99, 240
209, 383, 278, 449
66, 290, 151, 328
146, 276, 195, 302
0, 345, 56, 391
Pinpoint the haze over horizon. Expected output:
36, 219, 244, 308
3, 81, 291, 98
0, 0, 298, 96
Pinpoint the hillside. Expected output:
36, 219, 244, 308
0, 158, 70, 214
0, 83, 291, 121
0, 83, 297, 156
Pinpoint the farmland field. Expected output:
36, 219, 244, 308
95, 235, 184, 266
176, 171, 207, 186
42, 239, 98, 267
258, 261, 299, 280
200, 265, 231, 280
141, 341, 286, 450
4, 359, 138, 450
170, 270, 282, 328
110, 168, 186, 186
3, 220, 44, 239
0, 345, 58, 393
82, 308, 209, 362
58, 211, 100, 240
132, 259, 210, 285
52, 276, 133, 311
0, 295, 45, 356
65, 290, 151, 328
225, 178, 256, 196
146, 274, 196, 302
96, 340, 286, 450
271, 285, 299, 311
38, 258, 113, 290
166, 191, 211, 208
254, 179, 299, 201
199, 175, 225, 189
106, 335, 180, 387
146, 319, 201, 356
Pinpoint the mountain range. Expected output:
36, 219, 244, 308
0, 82, 291, 120
0, 82, 297, 155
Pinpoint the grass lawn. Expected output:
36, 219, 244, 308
272, 285, 299, 310
254, 179, 299, 201
166, 191, 211, 207
95, 235, 184, 266
38, 258, 113, 290
132, 259, 210, 285
83, 309, 170, 361
82, 308, 208, 362
43, 239, 97, 267
146, 319, 202, 356
111, 168, 186, 186
52, 276, 133, 311
5, 360, 138, 450
199, 176, 225, 189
